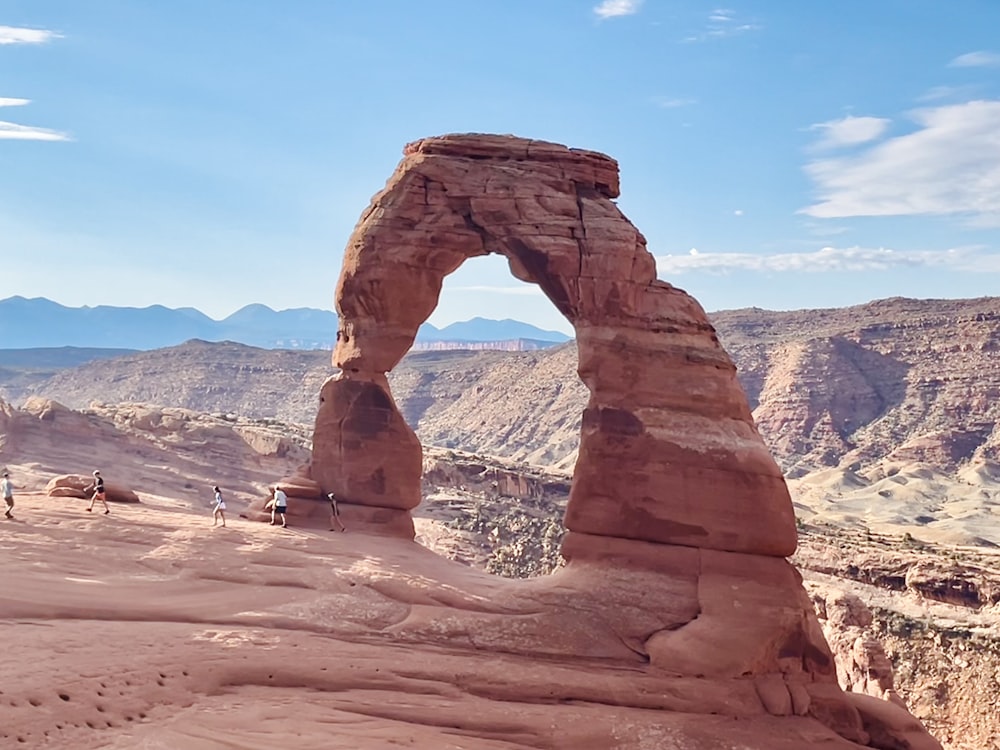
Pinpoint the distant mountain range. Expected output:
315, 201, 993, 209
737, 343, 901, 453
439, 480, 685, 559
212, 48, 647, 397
0, 297, 571, 350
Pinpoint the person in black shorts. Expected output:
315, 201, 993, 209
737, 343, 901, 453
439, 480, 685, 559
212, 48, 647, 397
86, 470, 110, 514
327, 492, 346, 532
269, 485, 288, 528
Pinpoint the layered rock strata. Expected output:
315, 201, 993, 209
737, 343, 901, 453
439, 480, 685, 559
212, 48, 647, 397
307, 134, 940, 748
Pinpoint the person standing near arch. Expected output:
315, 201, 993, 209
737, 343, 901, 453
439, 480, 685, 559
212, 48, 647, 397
270, 485, 288, 528
327, 492, 346, 532
86, 470, 110, 514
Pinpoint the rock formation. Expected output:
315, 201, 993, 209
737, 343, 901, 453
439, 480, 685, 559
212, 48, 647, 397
46, 474, 141, 503
306, 134, 941, 748
811, 586, 905, 706
0, 396, 312, 507
313, 134, 795, 555
17, 297, 1000, 488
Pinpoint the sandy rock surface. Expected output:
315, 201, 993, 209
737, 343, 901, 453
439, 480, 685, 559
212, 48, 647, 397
0, 491, 931, 750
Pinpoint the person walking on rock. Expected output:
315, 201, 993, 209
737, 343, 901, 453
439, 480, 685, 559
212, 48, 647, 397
327, 492, 346, 532
86, 470, 110, 514
2, 471, 14, 519
270, 485, 288, 528
211, 485, 227, 528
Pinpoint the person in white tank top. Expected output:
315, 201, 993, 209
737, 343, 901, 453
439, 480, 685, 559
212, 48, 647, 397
212, 485, 227, 528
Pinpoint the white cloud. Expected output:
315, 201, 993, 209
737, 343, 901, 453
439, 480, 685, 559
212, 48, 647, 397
594, 0, 642, 20
917, 84, 979, 103
802, 99, 1000, 222
683, 9, 761, 41
1, 30, 65, 142
655, 245, 995, 275
733, 209, 744, 216
808, 115, 891, 150
651, 96, 695, 109
0, 25, 61, 45
949, 51, 1000, 68
0, 120, 71, 141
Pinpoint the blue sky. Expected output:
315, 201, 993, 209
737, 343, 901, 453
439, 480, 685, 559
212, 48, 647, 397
3, 1, 999, 335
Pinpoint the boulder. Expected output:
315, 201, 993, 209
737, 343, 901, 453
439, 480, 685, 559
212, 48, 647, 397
45, 474, 140, 503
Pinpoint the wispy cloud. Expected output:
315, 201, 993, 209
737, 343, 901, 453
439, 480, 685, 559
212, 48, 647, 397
655, 245, 996, 275
801, 220, 850, 237
1, 27, 66, 141
802, 99, 1000, 223
917, 84, 980, 103
0, 120, 71, 141
949, 51, 1000, 68
808, 115, 891, 150
0, 25, 61, 45
594, 0, 642, 20
650, 96, 695, 109
684, 8, 761, 41
708, 9, 735, 22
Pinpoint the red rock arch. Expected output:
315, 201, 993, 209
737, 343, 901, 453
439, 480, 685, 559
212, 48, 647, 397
311, 134, 796, 559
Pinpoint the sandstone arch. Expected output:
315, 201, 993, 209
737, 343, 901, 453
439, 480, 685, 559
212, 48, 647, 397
304, 135, 945, 747
311, 133, 796, 559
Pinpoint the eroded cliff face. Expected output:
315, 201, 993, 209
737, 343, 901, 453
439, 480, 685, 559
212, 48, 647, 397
714, 300, 1000, 478
16, 298, 1000, 488
305, 134, 941, 749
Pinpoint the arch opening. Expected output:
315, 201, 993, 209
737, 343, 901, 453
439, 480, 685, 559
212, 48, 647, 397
402, 252, 582, 576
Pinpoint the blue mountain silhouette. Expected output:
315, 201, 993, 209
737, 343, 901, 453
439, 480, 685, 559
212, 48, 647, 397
0, 297, 571, 350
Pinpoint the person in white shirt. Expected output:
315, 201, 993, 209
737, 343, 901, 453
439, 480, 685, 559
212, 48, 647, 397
1, 471, 14, 519
270, 485, 288, 528
211, 485, 227, 528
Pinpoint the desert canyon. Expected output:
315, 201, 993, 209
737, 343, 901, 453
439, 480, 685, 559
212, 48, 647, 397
2, 134, 997, 749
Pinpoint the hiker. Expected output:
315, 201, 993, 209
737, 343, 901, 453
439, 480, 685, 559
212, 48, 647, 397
270, 485, 288, 527
1, 471, 14, 519
211, 485, 227, 528
327, 492, 346, 532
86, 470, 110, 514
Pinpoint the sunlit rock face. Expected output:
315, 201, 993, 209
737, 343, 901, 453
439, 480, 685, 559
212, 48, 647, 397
312, 133, 795, 556
307, 134, 941, 749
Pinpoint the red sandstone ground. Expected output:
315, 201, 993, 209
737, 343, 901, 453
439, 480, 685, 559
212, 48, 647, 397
0, 491, 880, 750
0, 398, 946, 750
